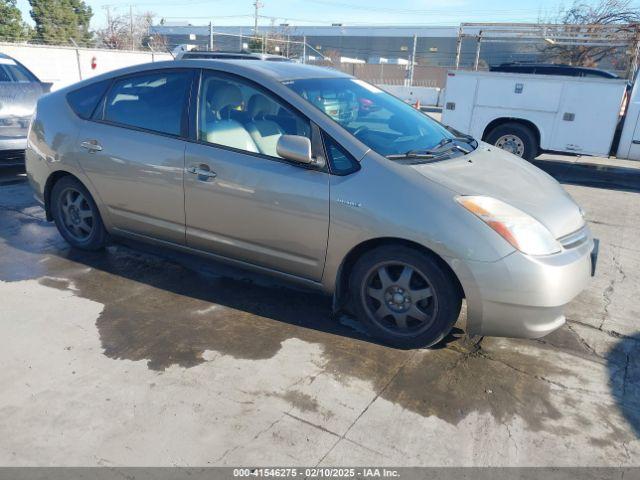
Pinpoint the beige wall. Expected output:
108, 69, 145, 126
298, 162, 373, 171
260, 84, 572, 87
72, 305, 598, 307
0, 42, 172, 90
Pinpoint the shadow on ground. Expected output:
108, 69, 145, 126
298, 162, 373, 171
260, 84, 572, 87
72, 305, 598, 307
607, 332, 640, 439
532, 159, 640, 193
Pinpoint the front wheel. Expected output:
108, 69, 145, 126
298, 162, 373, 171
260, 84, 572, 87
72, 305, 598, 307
51, 176, 108, 250
349, 246, 462, 349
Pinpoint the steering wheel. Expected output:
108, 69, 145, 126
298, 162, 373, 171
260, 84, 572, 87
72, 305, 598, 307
352, 125, 369, 138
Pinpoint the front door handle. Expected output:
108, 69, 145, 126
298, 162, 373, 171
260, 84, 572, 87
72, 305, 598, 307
187, 165, 217, 180
80, 140, 103, 152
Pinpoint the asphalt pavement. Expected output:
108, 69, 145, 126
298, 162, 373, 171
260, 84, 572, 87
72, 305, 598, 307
0, 158, 639, 466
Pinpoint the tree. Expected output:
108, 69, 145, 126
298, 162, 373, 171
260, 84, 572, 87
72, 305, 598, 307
29, 0, 93, 45
0, 0, 29, 40
96, 10, 165, 51
540, 0, 640, 71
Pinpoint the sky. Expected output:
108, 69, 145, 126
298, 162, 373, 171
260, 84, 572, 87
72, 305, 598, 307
14, 0, 639, 29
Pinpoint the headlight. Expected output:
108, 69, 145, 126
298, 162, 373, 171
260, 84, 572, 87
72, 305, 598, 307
456, 195, 561, 256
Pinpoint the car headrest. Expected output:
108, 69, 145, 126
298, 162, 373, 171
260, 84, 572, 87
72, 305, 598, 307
247, 94, 273, 120
208, 83, 243, 118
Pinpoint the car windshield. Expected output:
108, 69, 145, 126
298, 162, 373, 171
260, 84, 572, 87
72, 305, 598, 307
284, 77, 457, 158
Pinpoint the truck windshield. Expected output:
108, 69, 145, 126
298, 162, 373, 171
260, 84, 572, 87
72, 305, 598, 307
284, 77, 460, 158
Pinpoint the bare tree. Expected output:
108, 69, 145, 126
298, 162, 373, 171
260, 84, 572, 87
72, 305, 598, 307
96, 10, 166, 51
540, 0, 640, 71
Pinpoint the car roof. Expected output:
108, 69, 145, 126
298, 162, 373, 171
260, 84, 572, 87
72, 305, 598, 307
180, 51, 291, 61
181, 51, 256, 58
58, 59, 351, 96
172, 58, 350, 81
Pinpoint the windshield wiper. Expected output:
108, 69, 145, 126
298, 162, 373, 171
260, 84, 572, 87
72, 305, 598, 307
445, 126, 476, 143
385, 135, 477, 161
385, 151, 436, 160
428, 137, 474, 154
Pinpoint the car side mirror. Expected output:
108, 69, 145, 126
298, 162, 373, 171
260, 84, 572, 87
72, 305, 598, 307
277, 135, 314, 165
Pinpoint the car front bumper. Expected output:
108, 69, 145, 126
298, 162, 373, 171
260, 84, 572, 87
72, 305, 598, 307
451, 230, 596, 339
0, 136, 27, 152
0, 137, 26, 167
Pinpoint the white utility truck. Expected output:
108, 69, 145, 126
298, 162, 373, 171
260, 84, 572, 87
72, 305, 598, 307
441, 70, 640, 161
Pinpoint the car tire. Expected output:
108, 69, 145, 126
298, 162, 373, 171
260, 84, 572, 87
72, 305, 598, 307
349, 246, 462, 349
485, 122, 538, 161
51, 176, 108, 251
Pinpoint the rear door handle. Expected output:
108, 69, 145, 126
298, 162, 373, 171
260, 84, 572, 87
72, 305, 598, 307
187, 165, 217, 180
80, 140, 103, 152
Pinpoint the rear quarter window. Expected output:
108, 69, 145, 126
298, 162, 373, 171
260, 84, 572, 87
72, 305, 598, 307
66, 80, 111, 119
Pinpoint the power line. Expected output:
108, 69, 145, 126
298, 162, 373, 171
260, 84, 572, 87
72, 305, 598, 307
304, 0, 551, 16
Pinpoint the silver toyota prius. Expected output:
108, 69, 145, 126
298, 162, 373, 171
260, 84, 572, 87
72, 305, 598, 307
25, 60, 597, 348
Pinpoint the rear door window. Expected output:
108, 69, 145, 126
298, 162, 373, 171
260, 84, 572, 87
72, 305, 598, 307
102, 70, 193, 137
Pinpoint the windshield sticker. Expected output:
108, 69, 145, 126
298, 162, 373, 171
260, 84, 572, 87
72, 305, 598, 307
351, 79, 382, 94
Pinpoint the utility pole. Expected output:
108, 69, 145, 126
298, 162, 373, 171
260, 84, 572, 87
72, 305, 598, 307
103, 5, 113, 44
209, 21, 213, 50
408, 34, 417, 86
302, 35, 306, 64
253, 1, 262, 35
129, 5, 134, 50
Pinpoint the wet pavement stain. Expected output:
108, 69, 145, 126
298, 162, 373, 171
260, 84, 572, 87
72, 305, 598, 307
25, 241, 576, 432
275, 391, 322, 413
0, 179, 622, 434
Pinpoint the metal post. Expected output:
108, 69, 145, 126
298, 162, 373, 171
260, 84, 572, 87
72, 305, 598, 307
262, 33, 266, 53
129, 5, 134, 50
239, 32, 243, 51
69, 38, 82, 81
408, 34, 417, 86
209, 21, 213, 50
286, 34, 290, 58
302, 35, 306, 64
474, 30, 483, 70
455, 26, 463, 69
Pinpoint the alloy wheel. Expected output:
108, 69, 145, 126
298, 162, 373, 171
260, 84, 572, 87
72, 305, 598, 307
362, 261, 438, 336
59, 187, 94, 242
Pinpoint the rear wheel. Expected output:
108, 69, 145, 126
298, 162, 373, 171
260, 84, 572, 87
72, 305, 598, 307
349, 246, 462, 349
51, 176, 108, 250
485, 122, 538, 161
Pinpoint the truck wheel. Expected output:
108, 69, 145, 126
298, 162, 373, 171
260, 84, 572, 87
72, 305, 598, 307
485, 123, 538, 161
349, 246, 462, 349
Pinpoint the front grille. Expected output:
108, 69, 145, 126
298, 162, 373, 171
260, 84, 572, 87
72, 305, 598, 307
558, 225, 590, 250
0, 149, 25, 166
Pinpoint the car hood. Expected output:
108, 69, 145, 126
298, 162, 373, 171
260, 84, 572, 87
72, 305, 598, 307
409, 143, 584, 239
